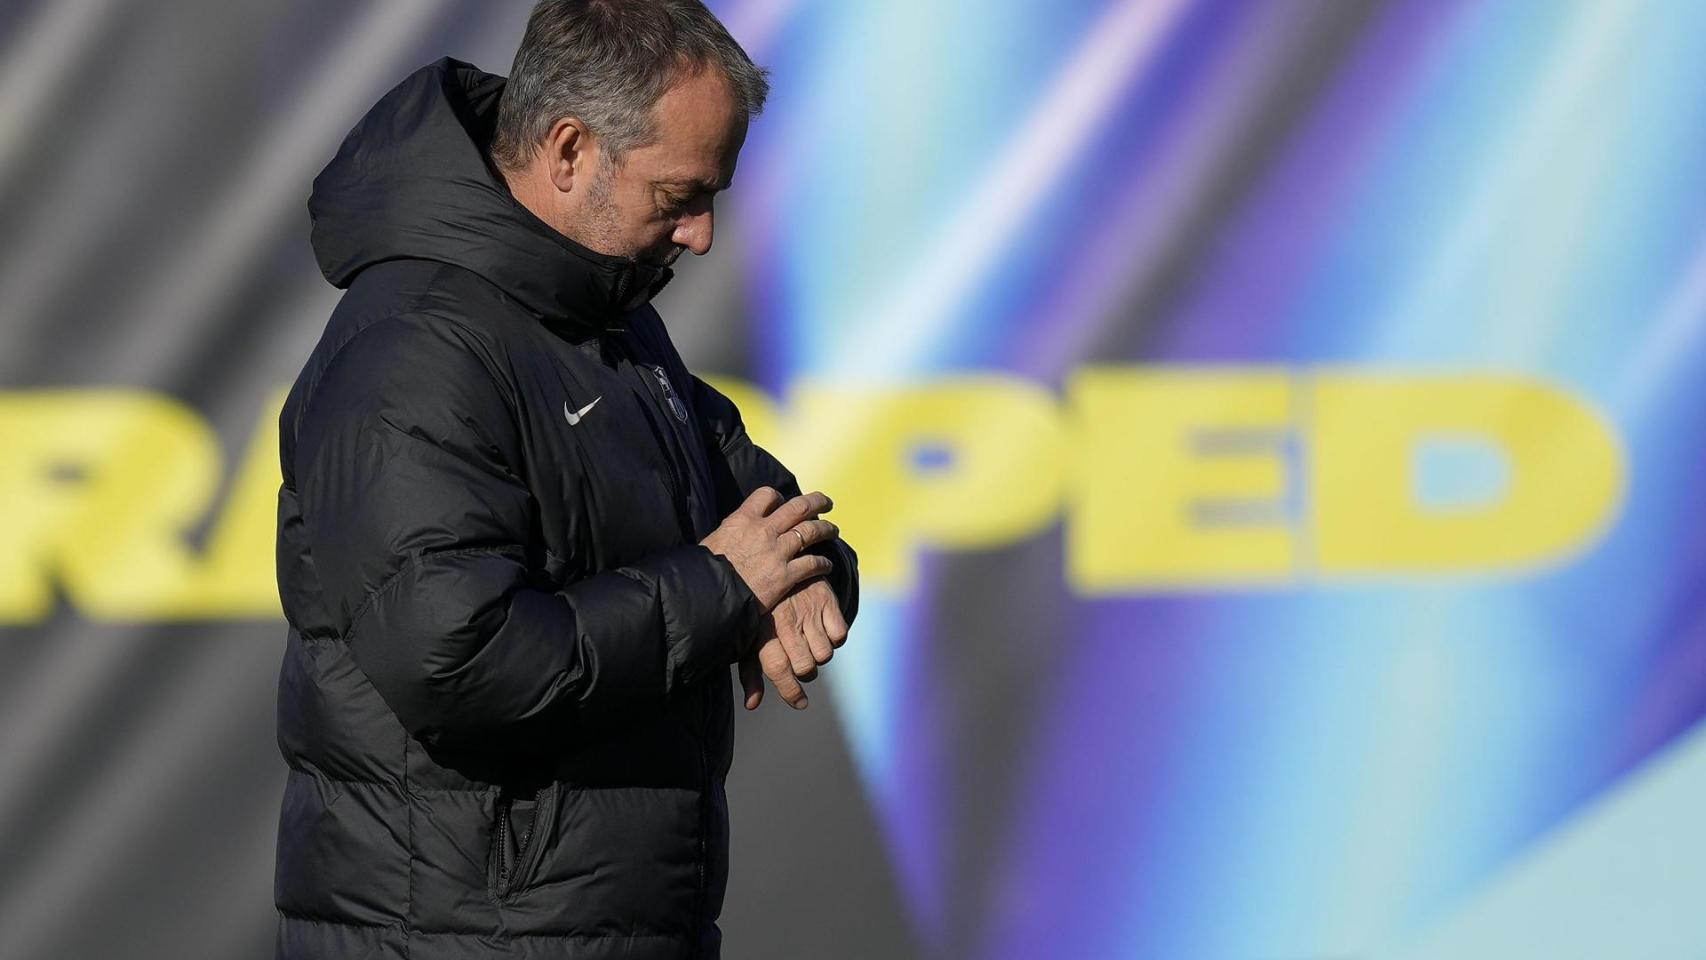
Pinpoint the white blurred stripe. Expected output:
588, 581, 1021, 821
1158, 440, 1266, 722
840, 0, 1192, 377
0, 1, 453, 378
0, 0, 123, 188
1371, 1, 1639, 357
1615, 234, 1706, 417
0, 634, 139, 833
1380, 717, 1706, 960
119, 0, 453, 366
0, 634, 275, 960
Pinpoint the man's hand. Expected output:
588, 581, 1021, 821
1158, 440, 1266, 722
701, 486, 838, 609
739, 577, 850, 711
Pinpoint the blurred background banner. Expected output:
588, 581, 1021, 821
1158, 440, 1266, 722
2, 0, 1703, 958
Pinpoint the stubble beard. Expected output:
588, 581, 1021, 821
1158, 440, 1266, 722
570, 161, 678, 267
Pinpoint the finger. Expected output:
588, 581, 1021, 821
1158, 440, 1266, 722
821, 594, 850, 648
780, 620, 819, 683
759, 637, 808, 709
802, 596, 835, 665
739, 653, 763, 710
774, 596, 819, 680
784, 519, 839, 555
783, 553, 834, 589
739, 485, 784, 517
765, 490, 833, 534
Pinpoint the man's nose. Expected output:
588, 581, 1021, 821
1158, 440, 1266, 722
673, 209, 714, 256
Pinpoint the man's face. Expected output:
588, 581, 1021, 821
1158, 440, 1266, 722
566, 65, 749, 267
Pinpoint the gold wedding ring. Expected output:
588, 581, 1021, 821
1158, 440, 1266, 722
791, 528, 806, 551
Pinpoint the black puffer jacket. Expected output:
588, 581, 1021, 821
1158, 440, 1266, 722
273, 57, 858, 960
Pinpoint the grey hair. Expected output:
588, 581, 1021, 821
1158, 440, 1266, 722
489, 0, 770, 172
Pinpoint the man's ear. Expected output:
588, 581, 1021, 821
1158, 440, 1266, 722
543, 117, 594, 194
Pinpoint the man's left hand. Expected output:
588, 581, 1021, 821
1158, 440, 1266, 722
739, 577, 848, 710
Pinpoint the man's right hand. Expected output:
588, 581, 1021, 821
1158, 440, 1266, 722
700, 486, 838, 611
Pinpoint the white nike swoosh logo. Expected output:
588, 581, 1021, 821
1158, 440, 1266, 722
563, 396, 601, 426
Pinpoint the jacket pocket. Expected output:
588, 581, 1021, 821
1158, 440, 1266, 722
487, 781, 558, 902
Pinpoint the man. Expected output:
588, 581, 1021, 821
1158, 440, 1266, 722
273, 1, 858, 957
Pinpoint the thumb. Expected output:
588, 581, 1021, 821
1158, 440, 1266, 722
740, 652, 763, 710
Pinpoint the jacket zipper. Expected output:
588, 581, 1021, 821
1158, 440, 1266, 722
493, 786, 543, 899
648, 363, 690, 423
607, 339, 696, 542
641, 363, 695, 542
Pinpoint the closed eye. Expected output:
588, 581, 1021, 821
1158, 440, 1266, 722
656, 180, 722, 217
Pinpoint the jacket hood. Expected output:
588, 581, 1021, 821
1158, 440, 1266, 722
308, 56, 672, 336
